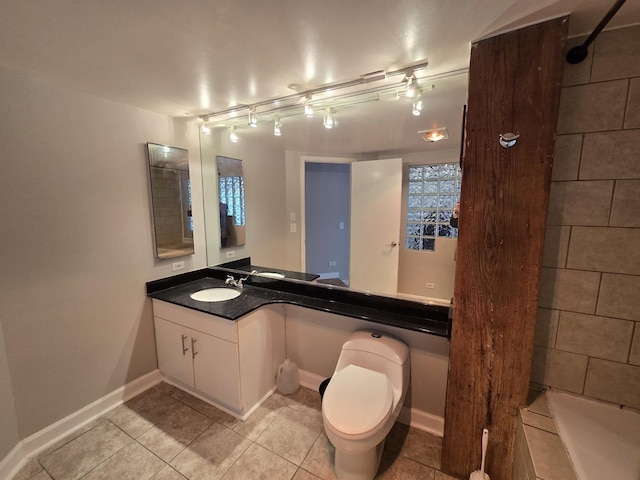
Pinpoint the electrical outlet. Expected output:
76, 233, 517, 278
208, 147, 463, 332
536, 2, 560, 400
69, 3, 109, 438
290, 223, 297, 233
329, 261, 337, 267
172, 261, 185, 272
290, 212, 296, 221
339, 222, 345, 229
225, 250, 236, 259
425, 282, 436, 289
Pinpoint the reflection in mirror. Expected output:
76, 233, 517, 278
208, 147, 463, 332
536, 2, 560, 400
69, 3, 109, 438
201, 71, 468, 303
217, 156, 245, 248
147, 142, 194, 259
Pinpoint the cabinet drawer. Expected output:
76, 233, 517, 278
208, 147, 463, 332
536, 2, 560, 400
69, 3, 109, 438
152, 299, 238, 343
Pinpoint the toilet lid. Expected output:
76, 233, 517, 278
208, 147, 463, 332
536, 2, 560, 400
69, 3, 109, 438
323, 364, 393, 436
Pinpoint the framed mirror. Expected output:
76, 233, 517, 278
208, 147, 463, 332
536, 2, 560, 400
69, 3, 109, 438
147, 142, 194, 259
217, 156, 245, 249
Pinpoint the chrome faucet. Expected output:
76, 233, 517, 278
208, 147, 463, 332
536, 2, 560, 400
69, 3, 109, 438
225, 270, 258, 290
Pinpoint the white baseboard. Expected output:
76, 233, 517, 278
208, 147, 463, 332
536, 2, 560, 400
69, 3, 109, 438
0, 443, 27, 480
1, 370, 162, 480
397, 406, 444, 437
298, 369, 443, 437
298, 369, 326, 391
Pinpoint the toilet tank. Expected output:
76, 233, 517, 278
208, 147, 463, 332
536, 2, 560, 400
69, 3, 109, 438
340, 330, 409, 365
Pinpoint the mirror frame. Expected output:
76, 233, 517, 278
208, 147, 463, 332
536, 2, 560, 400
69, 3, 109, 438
146, 142, 194, 260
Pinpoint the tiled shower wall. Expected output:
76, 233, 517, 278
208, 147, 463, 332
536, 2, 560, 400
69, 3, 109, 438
532, 24, 640, 410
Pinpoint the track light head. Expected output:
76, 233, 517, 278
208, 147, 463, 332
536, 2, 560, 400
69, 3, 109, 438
248, 107, 258, 127
323, 108, 335, 129
274, 116, 282, 136
412, 93, 423, 116
405, 73, 419, 98
304, 96, 314, 117
229, 126, 239, 143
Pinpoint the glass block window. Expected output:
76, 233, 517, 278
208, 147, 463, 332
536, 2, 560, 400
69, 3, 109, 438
219, 176, 245, 226
406, 163, 461, 251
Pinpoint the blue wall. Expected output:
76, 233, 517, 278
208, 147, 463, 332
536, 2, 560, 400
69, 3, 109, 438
305, 163, 351, 281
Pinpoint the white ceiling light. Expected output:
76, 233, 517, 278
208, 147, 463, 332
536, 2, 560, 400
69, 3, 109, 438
323, 108, 335, 129
418, 127, 449, 142
248, 106, 258, 127
200, 119, 211, 135
229, 126, 239, 143
304, 96, 314, 117
274, 116, 282, 136
412, 92, 423, 116
405, 73, 419, 98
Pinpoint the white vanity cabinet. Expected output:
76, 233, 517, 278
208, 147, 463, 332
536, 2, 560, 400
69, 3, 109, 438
152, 299, 285, 419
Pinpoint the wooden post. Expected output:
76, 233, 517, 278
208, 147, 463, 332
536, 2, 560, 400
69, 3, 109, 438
441, 18, 568, 480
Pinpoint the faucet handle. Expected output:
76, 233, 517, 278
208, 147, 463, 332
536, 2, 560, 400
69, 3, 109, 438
225, 275, 235, 285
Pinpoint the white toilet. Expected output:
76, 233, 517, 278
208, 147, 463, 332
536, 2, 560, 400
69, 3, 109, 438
322, 330, 410, 480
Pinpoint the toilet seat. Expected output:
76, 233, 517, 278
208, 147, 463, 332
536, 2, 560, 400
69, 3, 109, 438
323, 364, 393, 437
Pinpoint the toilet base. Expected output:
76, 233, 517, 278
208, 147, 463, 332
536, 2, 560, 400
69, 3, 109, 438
334, 438, 385, 480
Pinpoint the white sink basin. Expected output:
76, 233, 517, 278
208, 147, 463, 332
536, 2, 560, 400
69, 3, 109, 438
258, 272, 285, 279
190, 288, 241, 302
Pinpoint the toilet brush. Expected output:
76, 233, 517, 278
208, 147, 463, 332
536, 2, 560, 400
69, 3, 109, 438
469, 428, 490, 480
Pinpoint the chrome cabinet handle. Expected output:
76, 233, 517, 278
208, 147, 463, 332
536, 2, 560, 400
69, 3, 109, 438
181, 334, 188, 356
191, 337, 198, 359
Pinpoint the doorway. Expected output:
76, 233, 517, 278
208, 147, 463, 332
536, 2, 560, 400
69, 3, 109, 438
304, 162, 351, 286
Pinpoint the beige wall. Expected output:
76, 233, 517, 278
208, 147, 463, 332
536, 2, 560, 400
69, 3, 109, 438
533, 25, 640, 410
0, 65, 207, 444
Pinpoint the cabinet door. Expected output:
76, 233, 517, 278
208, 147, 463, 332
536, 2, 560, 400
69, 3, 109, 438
154, 317, 194, 387
192, 332, 241, 410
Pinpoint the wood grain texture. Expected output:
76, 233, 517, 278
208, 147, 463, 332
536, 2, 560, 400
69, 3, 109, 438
441, 18, 568, 480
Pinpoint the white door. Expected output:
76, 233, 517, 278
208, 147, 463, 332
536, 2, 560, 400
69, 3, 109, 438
154, 317, 194, 387
192, 332, 241, 411
350, 158, 403, 295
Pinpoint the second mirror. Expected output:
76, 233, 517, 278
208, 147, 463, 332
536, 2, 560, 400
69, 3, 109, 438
217, 156, 245, 248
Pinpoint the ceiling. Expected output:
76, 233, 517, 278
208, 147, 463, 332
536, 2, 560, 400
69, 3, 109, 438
1, 0, 638, 155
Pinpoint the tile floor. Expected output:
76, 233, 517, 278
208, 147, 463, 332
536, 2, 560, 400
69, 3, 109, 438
13, 383, 460, 480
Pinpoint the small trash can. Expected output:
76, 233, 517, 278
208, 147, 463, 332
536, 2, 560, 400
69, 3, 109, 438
319, 377, 331, 399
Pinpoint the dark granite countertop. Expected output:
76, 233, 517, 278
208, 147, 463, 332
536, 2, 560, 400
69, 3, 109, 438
146, 266, 452, 338
233, 264, 320, 282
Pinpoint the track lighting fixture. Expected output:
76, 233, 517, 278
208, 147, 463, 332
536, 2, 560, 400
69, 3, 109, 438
274, 116, 282, 136
323, 108, 335, 129
248, 107, 258, 127
197, 62, 461, 138
229, 126, 239, 143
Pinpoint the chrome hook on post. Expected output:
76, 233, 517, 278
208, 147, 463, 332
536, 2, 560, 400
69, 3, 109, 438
499, 132, 520, 148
